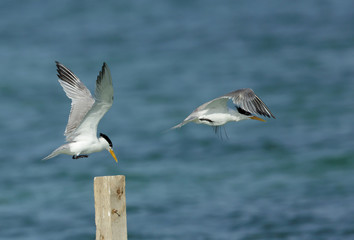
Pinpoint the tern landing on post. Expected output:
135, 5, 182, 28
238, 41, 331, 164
43, 62, 118, 163
171, 88, 275, 131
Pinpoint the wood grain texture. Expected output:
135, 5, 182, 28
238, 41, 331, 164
94, 175, 127, 240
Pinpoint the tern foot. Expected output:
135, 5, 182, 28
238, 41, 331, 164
72, 154, 89, 159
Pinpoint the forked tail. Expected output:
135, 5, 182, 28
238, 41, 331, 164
168, 116, 197, 132
170, 122, 185, 130
42, 144, 69, 160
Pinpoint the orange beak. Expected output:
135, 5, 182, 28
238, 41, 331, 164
250, 116, 266, 122
109, 148, 118, 163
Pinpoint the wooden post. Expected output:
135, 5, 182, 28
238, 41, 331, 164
94, 175, 127, 240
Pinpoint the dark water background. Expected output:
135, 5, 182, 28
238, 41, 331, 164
1, 1, 354, 239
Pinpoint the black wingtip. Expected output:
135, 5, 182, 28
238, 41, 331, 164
55, 61, 62, 69
97, 64, 105, 82
97, 62, 110, 83
101, 62, 108, 72
55, 62, 79, 86
55, 61, 65, 73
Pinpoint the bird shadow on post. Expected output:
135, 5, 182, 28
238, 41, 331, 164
94, 175, 127, 240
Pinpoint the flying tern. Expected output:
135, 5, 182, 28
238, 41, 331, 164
43, 62, 118, 162
171, 88, 275, 132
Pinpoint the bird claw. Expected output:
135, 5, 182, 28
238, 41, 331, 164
72, 154, 88, 159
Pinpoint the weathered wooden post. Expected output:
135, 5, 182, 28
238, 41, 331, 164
94, 175, 127, 240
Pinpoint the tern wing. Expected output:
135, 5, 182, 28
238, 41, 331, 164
69, 63, 113, 141
56, 62, 95, 141
195, 96, 230, 112
225, 88, 275, 118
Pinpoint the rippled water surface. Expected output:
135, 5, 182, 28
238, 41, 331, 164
1, 1, 354, 239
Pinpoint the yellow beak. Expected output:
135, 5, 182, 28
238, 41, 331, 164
250, 116, 266, 122
109, 148, 118, 163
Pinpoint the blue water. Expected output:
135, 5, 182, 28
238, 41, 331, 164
1, 0, 354, 239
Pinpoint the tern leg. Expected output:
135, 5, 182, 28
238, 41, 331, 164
72, 154, 89, 159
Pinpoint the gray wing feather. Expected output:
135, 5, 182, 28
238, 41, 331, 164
56, 62, 95, 141
226, 88, 275, 118
69, 63, 113, 140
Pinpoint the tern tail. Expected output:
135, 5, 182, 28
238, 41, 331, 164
170, 122, 184, 130
169, 116, 197, 131
42, 144, 70, 160
168, 120, 191, 131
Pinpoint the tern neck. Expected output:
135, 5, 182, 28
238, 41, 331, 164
98, 137, 110, 150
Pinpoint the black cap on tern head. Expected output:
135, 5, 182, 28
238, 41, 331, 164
100, 133, 113, 148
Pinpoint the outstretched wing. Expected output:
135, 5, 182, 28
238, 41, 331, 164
69, 62, 114, 141
225, 88, 275, 118
56, 61, 95, 141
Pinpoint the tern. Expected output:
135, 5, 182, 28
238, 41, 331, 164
171, 88, 275, 132
43, 62, 118, 163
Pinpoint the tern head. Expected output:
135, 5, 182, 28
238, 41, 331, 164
99, 133, 118, 163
